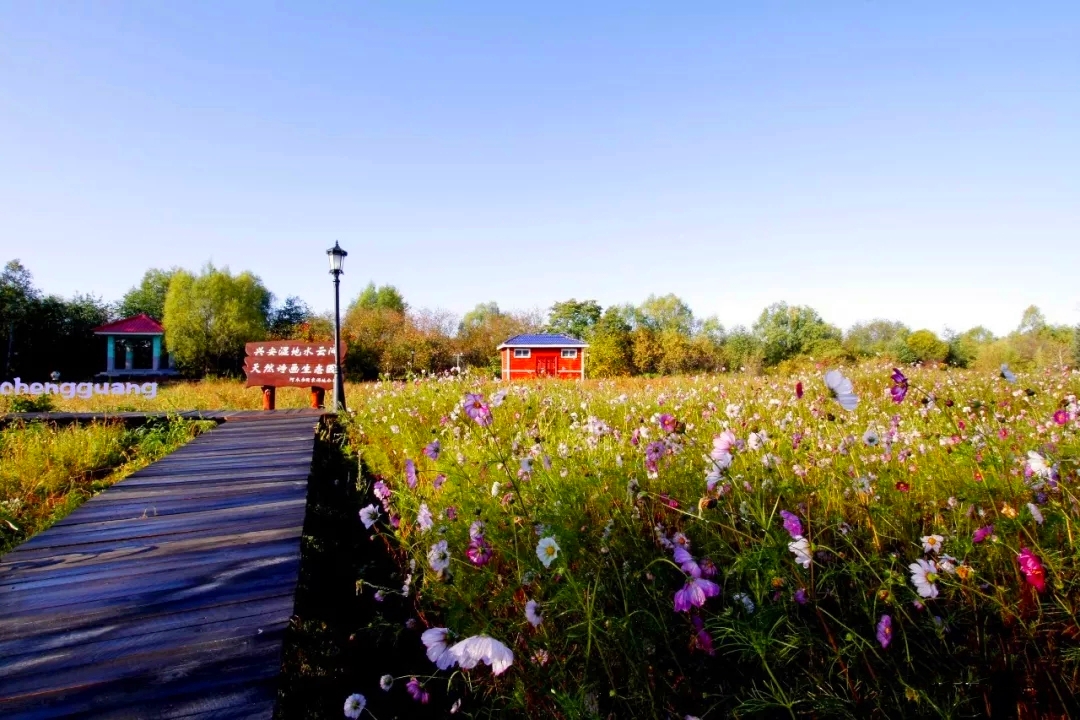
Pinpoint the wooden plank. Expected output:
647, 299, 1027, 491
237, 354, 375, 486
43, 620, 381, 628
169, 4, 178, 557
0, 593, 294, 661
0, 412, 322, 718
0, 527, 302, 577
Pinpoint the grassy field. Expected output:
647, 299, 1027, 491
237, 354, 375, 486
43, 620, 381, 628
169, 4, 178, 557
0, 418, 213, 555
338, 363, 1080, 718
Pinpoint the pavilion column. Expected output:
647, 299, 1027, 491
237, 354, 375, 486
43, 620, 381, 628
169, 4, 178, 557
152, 336, 161, 371
125, 343, 134, 371
106, 336, 116, 373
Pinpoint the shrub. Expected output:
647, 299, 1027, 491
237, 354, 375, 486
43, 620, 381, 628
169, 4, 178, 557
904, 329, 949, 363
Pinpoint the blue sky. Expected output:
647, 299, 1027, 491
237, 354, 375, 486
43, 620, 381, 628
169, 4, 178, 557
1, 2, 1077, 336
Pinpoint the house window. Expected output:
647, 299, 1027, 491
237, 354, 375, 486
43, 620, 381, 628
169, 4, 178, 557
514, 348, 531, 358
561, 349, 578, 359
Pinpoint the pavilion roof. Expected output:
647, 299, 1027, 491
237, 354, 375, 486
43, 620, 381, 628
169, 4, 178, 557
93, 314, 165, 335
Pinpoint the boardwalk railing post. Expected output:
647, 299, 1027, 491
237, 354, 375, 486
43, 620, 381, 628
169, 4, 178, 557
262, 385, 276, 411
310, 386, 325, 409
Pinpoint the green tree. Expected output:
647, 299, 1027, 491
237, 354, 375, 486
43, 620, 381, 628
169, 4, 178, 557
162, 265, 272, 375
723, 326, 764, 373
268, 296, 312, 339
1, 260, 38, 376
117, 268, 177, 320
636, 294, 694, 335
904, 329, 950, 363
843, 319, 910, 358
546, 299, 601, 341
351, 283, 407, 314
1017, 305, 1047, 336
1073, 325, 1080, 367
752, 302, 840, 366
587, 307, 634, 377
945, 326, 994, 368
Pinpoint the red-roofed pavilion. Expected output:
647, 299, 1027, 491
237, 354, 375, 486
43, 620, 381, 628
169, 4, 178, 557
92, 314, 175, 376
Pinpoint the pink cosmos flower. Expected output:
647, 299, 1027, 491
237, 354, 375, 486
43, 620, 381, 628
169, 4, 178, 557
433, 473, 446, 490
674, 577, 720, 612
876, 614, 893, 649
405, 459, 418, 489
712, 430, 738, 457
405, 677, 429, 704
972, 525, 993, 544
779, 510, 803, 539
673, 547, 701, 576
466, 536, 493, 566
690, 615, 714, 655
890, 368, 909, 404
462, 393, 493, 427
1053, 409, 1068, 426
1016, 547, 1047, 592
423, 439, 441, 460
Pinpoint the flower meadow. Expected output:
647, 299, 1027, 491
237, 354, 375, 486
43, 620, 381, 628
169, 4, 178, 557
341, 364, 1080, 718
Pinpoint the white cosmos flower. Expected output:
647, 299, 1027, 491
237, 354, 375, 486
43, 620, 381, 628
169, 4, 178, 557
1027, 503, 1044, 525
428, 540, 451, 573
417, 503, 433, 533
491, 481, 501, 497
909, 559, 940, 598
1027, 451, 1051, 478
359, 504, 380, 529
421, 627, 457, 670
344, 693, 366, 719
446, 634, 514, 675
379, 674, 393, 691
921, 534, 945, 554
788, 537, 812, 568
525, 600, 543, 627
536, 536, 560, 568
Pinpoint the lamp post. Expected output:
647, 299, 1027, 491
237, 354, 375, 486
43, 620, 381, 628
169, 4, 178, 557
327, 241, 348, 412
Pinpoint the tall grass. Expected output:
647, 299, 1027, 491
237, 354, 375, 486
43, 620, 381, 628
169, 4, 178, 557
339, 364, 1080, 718
0, 419, 213, 555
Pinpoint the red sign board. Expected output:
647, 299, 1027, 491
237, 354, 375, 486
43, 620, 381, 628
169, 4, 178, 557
243, 341, 344, 388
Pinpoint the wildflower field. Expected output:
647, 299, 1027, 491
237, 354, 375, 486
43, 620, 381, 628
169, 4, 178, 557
342, 364, 1080, 719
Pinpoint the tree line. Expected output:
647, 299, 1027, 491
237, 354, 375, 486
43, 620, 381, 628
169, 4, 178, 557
2, 258, 1078, 381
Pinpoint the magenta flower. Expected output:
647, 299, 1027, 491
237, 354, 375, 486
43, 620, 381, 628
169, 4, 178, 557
779, 510, 803, 539
890, 368, 909, 404
405, 459, 418, 489
972, 525, 993, 544
659, 414, 677, 433
373, 480, 391, 504
1053, 409, 1068, 426
405, 677, 429, 704
645, 441, 665, 473
793, 588, 808, 605
796, 381, 804, 399
674, 577, 720, 612
423, 439, 441, 460
462, 393, 493, 427
466, 536, 493, 566
673, 547, 701, 576
876, 614, 893, 649
690, 615, 714, 655
1017, 547, 1047, 593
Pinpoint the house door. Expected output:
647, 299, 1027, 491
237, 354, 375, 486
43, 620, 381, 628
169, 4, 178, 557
536, 357, 557, 377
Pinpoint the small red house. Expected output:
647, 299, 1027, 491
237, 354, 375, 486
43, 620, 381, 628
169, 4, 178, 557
497, 333, 588, 381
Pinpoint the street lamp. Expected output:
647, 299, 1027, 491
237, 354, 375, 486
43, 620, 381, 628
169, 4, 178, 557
327, 241, 348, 412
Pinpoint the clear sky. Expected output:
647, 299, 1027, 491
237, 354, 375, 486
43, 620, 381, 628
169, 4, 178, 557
1, 2, 1077, 336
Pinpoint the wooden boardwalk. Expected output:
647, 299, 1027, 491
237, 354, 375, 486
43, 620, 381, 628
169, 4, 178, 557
0, 411, 328, 719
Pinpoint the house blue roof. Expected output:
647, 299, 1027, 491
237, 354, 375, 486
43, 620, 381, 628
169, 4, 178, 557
498, 333, 588, 349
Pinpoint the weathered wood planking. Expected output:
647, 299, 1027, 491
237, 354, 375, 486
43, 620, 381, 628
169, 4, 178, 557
0, 408, 326, 427
0, 412, 328, 719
